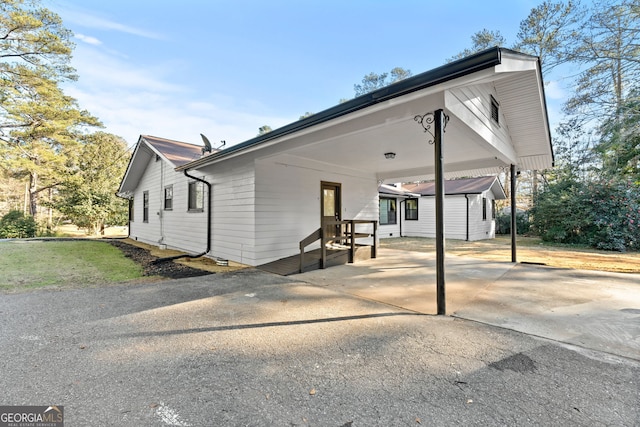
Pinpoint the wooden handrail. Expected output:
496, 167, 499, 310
299, 228, 322, 249
298, 219, 378, 273
299, 227, 323, 273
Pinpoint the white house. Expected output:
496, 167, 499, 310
378, 176, 506, 241
119, 135, 214, 253
118, 47, 553, 271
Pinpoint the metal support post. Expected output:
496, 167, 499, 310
510, 164, 517, 263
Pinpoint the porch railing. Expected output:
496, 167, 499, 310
299, 219, 377, 273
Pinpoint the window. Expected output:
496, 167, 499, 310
379, 197, 397, 225
188, 181, 204, 211
405, 198, 418, 220
490, 95, 500, 125
492, 199, 496, 220
143, 191, 149, 222
164, 185, 173, 210
482, 197, 487, 221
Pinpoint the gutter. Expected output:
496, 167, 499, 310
153, 169, 212, 263
177, 47, 507, 172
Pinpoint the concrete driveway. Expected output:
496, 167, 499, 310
293, 248, 640, 361
1, 251, 638, 426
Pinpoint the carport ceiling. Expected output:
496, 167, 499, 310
280, 91, 503, 183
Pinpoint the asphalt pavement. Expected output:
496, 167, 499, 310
1, 256, 639, 426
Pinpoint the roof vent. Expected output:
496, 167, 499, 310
490, 95, 499, 125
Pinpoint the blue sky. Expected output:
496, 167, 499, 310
46, 0, 563, 149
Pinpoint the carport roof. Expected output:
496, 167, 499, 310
177, 46, 553, 181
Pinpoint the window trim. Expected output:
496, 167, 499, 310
188, 180, 204, 212
405, 198, 418, 221
143, 191, 149, 223
164, 185, 173, 210
379, 197, 397, 225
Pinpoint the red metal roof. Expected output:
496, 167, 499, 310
402, 176, 504, 197
141, 135, 214, 167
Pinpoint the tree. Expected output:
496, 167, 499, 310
595, 88, 640, 181
0, 0, 76, 83
447, 29, 506, 62
0, 209, 36, 238
353, 67, 412, 96
299, 112, 314, 120
0, 0, 101, 221
531, 177, 640, 251
51, 132, 130, 235
0, 71, 101, 220
258, 125, 272, 136
552, 118, 599, 180
564, 0, 640, 123
0, 0, 77, 131
513, 1, 583, 73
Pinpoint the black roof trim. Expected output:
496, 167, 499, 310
178, 47, 511, 171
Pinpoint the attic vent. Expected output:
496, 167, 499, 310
155, 154, 161, 162
490, 95, 500, 125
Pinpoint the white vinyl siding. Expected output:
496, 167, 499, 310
402, 196, 465, 240
206, 159, 257, 264
129, 155, 207, 253
444, 83, 513, 171
253, 154, 377, 266
468, 192, 497, 241
129, 156, 161, 244
396, 192, 497, 241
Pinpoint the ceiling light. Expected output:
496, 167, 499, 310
384, 152, 396, 159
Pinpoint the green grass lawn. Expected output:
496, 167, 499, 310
0, 240, 144, 292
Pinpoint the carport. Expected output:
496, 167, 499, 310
182, 47, 553, 315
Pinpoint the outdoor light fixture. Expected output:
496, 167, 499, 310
384, 152, 396, 159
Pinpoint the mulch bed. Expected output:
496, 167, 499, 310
106, 239, 213, 279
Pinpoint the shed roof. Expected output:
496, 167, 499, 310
378, 184, 420, 197
402, 176, 506, 199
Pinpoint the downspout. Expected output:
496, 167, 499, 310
159, 160, 164, 244
153, 169, 211, 263
399, 199, 405, 237
464, 194, 469, 241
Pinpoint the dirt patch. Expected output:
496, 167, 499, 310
107, 240, 216, 279
380, 236, 640, 274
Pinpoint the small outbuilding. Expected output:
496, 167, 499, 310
379, 176, 506, 241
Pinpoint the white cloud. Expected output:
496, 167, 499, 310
71, 44, 184, 93
67, 85, 290, 149
58, 7, 164, 40
544, 80, 565, 100
75, 33, 102, 45
65, 44, 291, 149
